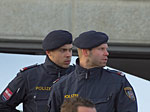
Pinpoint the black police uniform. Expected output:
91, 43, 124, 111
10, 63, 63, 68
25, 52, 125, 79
0, 56, 74, 112
48, 59, 137, 112
48, 30, 137, 112
0, 30, 74, 112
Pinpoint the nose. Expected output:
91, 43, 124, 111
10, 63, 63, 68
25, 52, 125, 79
104, 50, 109, 56
66, 50, 72, 57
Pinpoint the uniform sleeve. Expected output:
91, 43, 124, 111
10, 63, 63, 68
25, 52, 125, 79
0, 72, 26, 112
47, 85, 63, 112
116, 77, 138, 112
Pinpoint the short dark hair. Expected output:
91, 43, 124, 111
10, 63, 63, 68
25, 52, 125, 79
61, 97, 95, 112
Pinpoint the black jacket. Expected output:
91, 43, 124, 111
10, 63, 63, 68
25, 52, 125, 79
48, 59, 137, 112
0, 56, 74, 112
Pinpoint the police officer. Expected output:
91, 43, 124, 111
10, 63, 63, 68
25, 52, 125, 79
48, 30, 138, 112
0, 30, 75, 112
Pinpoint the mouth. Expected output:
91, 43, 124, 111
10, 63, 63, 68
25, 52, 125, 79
64, 60, 71, 65
103, 58, 108, 62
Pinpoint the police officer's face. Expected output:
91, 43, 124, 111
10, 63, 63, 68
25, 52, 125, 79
77, 106, 97, 112
88, 43, 109, 68
47, 44, 72, 68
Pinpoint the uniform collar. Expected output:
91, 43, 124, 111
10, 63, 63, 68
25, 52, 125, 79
75, 58, 103, 79
43, 56, 68, 77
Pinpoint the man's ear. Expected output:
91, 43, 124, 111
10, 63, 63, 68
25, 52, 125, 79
46, 51, 51, 56
82, 49, 90, 57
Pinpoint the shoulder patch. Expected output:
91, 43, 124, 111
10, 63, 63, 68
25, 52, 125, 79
106, 68, 125, 77
2, 88, 13, 101
124, 87, 135, 101
20, 64, 38, 72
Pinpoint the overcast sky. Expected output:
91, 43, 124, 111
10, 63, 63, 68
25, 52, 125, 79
0, 53, 150, 112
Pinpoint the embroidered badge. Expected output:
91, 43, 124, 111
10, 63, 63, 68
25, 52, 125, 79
124, 87, 135, 101
2, 88, 13, 101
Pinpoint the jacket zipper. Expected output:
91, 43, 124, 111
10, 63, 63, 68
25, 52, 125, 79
85, 72, 88, 98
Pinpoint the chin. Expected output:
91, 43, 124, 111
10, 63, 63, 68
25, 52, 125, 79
101, 64, 106, 67
63, 65, 70, 68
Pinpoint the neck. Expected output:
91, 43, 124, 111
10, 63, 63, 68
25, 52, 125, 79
79, 58, 93, 69
79, 57, 102, 69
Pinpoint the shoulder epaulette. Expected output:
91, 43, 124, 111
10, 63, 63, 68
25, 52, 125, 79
53, 78, 60, 84
53, 74, 67, 84
20, 64, 38, 72
106, 68, 125, 77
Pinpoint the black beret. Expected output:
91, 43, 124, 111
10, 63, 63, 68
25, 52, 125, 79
73, 30, 109, 49
42, 30, 72, 51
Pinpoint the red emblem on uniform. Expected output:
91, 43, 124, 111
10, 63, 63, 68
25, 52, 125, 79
2, 88, 13, 101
